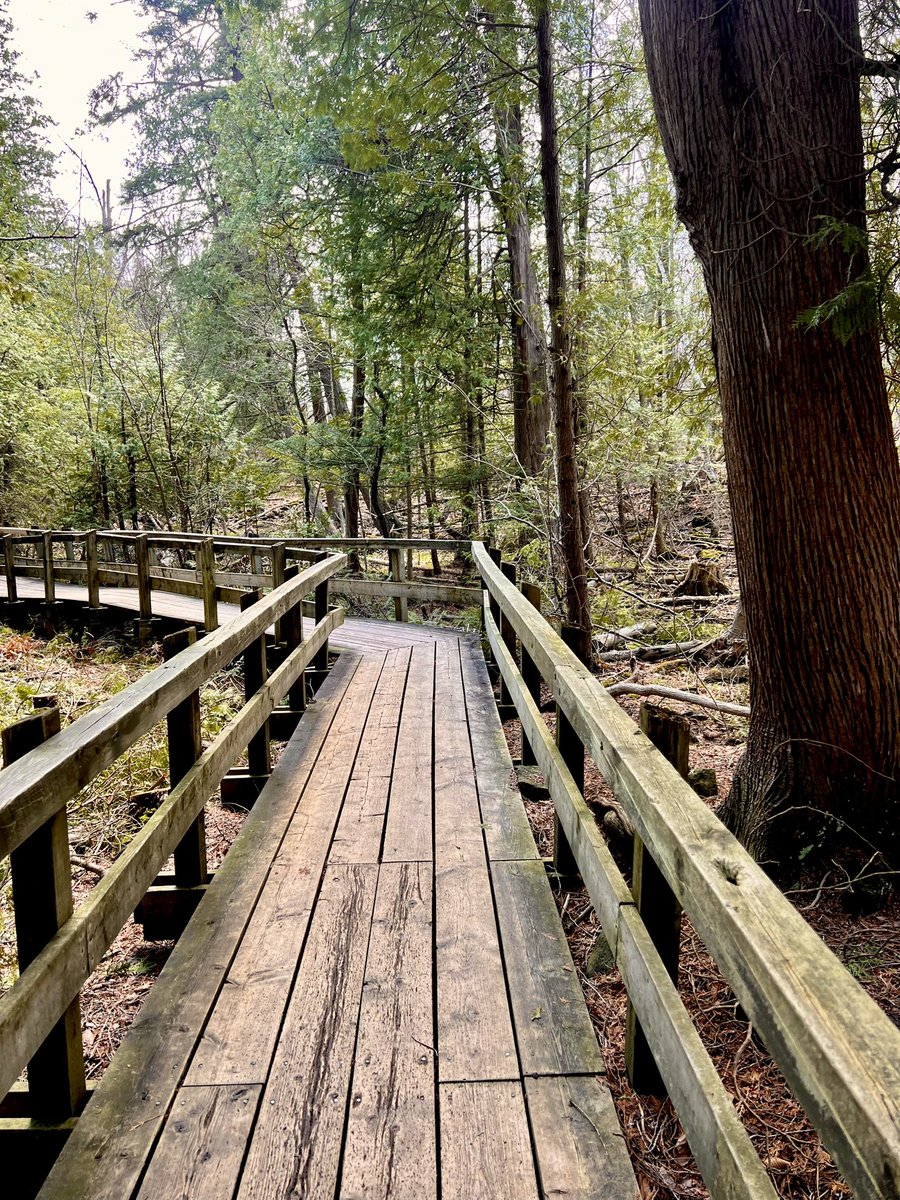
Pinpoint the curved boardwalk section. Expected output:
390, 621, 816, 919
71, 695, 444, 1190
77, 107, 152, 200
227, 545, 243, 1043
37, 633, 637, 1200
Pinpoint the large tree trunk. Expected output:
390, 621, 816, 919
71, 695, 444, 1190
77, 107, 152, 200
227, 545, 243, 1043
494, 102, 552, 476
639, 0, 900, 865
536, 0, 591, 656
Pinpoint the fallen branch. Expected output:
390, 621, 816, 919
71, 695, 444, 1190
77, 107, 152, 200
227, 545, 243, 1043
605, 682, 750, 718
70, 854, 106, 877
596, 640, 705, 663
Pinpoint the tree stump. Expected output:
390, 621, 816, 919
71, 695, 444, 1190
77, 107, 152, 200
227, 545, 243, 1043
674, 559, 730, 597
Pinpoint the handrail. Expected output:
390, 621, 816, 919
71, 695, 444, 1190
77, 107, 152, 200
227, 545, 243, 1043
0, 554, 344, 860
473, 540, 900, 1200
0, 552, 346, 1114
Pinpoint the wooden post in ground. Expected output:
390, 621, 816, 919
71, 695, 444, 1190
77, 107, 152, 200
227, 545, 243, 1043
553, 623, 586, 885
133, 533, 156, 645
498, 562, 518, 713
84, 531, 100, 610
136, 627, 208, 938
41, 531, 56, 604
3, 534, 19, 604
222, 591, 273, 807
3, 705, 87, 1123
198, 538, 218, 633
271, 541, 286, 648
388, 547, 408, 622
487, 547, 502, 645
520, 582, 541, 767
625, 703, 689, 1097
282, 567, 307, 715
312, 552, 330, 683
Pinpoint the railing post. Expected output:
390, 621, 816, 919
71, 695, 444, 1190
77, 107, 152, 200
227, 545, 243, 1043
42, 531, 56, 604
553, 623, 586, 886
136, 628, 208, 938
312, 551, 330, 684
198, 537, 218, 633
3, 534, 19, 604
625, 703, 689, 1097
271, 541, 286, 647
520, 582, 541, 767
282, 566, 307, 715
387, 546, 408, 622
133, 533, 156, 645
222, 591, 274, 806
84, 531, 100, 610
3, 704, 87, 1123
498, 562, 518, 713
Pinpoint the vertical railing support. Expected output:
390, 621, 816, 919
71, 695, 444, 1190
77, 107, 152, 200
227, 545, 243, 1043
283, 566, 307, 716
222, 591, 274, 806
312, 551, 330, 685
133, 533, 155, 645
388, 547, 408, 622
499, 562, 518, 712
42, 531, 56, 605
136, 628, 208, 939
625, 703, 689, 1096
198, 538, 218, 633
520, 582, 541, 767
271, 541, 286, 648
3, 534, 19, 605
3, 705, 87, 1122
84, 531, 100, 610
553, 623, 586, 885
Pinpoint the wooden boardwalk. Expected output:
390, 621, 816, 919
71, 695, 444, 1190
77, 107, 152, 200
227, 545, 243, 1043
1, 576, 452, 655
36, 630, 637, 1199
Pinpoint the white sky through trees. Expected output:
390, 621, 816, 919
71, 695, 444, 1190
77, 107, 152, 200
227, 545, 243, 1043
6, 0, 143, 224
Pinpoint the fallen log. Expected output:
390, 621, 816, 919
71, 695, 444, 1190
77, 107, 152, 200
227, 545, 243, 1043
605, 682, 750, 718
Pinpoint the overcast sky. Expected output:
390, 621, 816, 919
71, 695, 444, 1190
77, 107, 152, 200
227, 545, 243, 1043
7, 0, 144, 224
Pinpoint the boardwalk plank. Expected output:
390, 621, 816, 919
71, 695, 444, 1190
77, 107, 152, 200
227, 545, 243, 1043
340, 862, 436, 1200
435, 862, 517, 1082
36, 657, 360, 1200
525, 1075, 639, 1199
439, 1081, 539, 1200
237, 863, 378, 1200
433, 641, 484, 871
186, 654, 385, 1087
135, 1085, 261, 1200
459, 643, 538, 862
492, 859, 605, 1077
382, 642, 435, 863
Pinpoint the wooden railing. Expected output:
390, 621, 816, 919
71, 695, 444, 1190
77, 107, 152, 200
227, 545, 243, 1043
0, 552, 346, 1129
473, 541, 900, 1200
0, 529, 479, 631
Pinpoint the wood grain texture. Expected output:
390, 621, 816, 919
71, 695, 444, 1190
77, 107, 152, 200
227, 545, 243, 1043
439, 1082, 539, 1200
525, 1075, 639, 1199
35, 658, 360, 1200
187, 654, 385, 1086
237, 863, 378, 1200
340, 862, 436, 1200
491, 859, 604, 1077
459, 642, 538, 863
435, 862, 517, 1083
135, 1085, 261, 1200
433, 640, 484, 872
382, 642, 435, 863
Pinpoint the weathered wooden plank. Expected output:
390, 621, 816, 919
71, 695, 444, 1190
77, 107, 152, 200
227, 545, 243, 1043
382, 642, 435, 863
186, 654, 385, 1086
236, 863, 378, 1200
0, 554, 346, 862
458, 642, 538, 862
340, 862, 436, 1200
435, 862, 517, 1083
433, 641, 484, 872
35, 657, 360, 1200
491, 859, 604, 1077
525, 1075, 639, 1199
135, 1085, 261, 1200
439, 1082, 539, 1200
485, 606, 778, 1199
475, 540, 900, 1199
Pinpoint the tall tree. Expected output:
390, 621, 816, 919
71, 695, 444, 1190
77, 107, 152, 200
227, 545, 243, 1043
639, 0, 900, 865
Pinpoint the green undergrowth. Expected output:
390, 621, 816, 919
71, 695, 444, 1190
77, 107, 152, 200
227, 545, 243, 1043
0, 626, 243, 989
